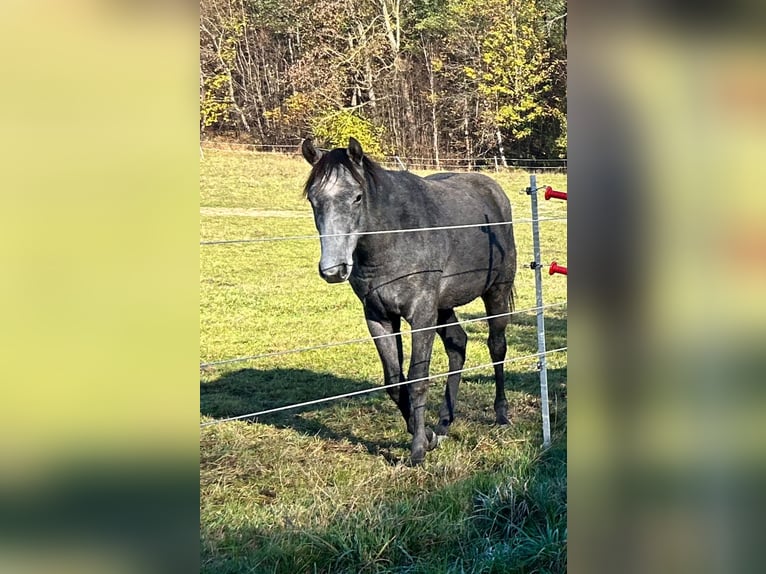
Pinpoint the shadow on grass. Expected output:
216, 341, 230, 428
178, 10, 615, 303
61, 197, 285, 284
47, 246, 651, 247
461, 365, 567, 398
200, 361, 568, 573
201, 368, 411, 457
456, 366, 567, 435
200, 312, 567, 459
201, 360, 566, 461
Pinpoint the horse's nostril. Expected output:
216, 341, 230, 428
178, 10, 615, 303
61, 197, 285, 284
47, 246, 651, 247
318, 262, 350, 283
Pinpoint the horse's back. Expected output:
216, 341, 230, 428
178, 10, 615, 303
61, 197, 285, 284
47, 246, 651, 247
420, 173, 513, 247
422, 172, 512, 222
418, 172, 516, 306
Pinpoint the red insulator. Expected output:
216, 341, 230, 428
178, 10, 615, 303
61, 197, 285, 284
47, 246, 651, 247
549, 261, 567, 276
544, 186, 568, 201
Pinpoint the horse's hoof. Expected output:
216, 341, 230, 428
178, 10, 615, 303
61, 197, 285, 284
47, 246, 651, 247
495, 413, 510, 425
411, 431, 433, 464
425, 428, 439, 451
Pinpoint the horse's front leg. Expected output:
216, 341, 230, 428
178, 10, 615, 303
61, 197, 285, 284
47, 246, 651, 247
406, 304, 439, 465
365, 310, 409, 427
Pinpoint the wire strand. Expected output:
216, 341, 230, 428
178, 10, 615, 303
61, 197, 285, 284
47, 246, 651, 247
200, 301, 567, 368
200, 217, 568, 245
199, 347, 567, 427
200, 143, 568, 165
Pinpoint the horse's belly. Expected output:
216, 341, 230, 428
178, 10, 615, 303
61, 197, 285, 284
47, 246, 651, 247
437, 267, 496, 308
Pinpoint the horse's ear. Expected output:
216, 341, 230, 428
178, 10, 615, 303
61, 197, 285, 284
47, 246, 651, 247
348, 137, 364, 165
302, 138, 323, 165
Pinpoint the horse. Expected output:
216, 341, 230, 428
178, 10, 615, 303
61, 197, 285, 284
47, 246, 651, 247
301, 137, 517, 464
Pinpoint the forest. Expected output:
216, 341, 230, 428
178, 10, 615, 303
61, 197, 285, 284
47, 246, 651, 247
200, 0, 567, 163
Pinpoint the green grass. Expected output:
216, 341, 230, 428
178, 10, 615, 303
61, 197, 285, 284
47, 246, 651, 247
200, 149, 568, 573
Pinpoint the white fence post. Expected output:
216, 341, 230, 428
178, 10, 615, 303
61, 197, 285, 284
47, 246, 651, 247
528, 174, 551, 448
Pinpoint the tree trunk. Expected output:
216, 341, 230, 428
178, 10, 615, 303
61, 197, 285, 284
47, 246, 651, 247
423, 43, 439, 169
496, 128, 508, 167
464, 96, 472, 168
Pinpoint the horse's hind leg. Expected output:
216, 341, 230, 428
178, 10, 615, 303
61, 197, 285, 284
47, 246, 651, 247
435, 309, 468, 438
482, 287, 512, 425
366, 311, 410, 428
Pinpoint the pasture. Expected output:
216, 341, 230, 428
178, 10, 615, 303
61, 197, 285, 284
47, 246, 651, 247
200, 149, 568, 573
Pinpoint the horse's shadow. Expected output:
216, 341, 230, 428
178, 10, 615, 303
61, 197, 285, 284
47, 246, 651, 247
202, 356, 566, 461
201, 368, 411, 460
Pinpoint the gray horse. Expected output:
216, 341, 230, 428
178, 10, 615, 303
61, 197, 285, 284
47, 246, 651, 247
302, 137, 517, 464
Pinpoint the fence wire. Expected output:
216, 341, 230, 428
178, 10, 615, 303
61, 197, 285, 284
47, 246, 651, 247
199, 158, 568, 431
201, 301, 567, 368
200, 142, 567, 169
200, 346, 567, 428
200, 216, 567, 246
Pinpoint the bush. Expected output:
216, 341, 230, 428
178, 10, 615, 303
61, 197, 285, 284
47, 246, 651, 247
311, 110, 388, 158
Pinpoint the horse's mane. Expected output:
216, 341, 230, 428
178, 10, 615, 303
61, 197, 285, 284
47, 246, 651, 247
303, 148, 384, 197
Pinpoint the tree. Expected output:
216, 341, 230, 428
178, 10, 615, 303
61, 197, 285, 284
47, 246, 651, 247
462, 0, 563, 158
199, 0, 568, 160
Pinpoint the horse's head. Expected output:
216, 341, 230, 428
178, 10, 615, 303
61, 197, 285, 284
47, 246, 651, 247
302, 137, 369, 284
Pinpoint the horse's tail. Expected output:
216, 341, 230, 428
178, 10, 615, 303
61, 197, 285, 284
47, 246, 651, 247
508, 237, 517, 314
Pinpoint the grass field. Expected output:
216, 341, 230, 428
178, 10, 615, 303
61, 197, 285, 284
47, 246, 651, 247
200, 149, 568, 573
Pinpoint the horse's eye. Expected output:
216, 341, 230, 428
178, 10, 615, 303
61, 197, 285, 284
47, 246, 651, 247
353, 194, 362, 204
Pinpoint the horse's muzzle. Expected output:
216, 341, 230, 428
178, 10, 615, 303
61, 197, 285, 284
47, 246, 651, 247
319, 262, 351, 283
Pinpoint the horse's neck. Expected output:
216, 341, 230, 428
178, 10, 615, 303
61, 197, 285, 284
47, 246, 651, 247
364, 171, 419, 230
356, 172, 429, 268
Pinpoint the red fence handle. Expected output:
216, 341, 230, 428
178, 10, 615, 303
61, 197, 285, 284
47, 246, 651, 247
549, 261, 567, 276
544, 186, 568, 201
